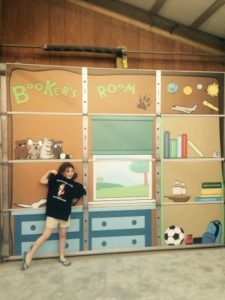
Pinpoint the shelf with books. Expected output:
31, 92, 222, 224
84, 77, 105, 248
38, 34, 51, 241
161, 116, 222, 160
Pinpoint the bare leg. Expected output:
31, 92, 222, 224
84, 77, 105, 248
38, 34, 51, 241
59, 227, 68, 261
25, 227, 54, 266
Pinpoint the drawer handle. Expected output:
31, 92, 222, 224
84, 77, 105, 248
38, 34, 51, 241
132, 239, 137, 245
101, 241, 107, 247
101, 221, 107, 227
30, 225, 36, 231
132, 220, 137, 226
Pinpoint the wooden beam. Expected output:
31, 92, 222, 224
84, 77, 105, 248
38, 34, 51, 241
68, 0, 225, 53
150, 0, 167, 14
191, 0, 225, 29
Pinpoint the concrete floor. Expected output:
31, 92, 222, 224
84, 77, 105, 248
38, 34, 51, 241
0, 248, 225, 300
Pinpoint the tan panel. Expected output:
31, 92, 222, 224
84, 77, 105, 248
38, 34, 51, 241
163, 204, 223, 240
163, 161, 223, 202
162, 117, 221, 157
162, 75, 220, 114
88, 73, 156, 114
9, 68, 82, 113
10, 115, 83, 160
11, 161, 83, 207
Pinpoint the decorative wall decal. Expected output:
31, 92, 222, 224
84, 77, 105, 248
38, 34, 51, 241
164, 225, 185, 246
14, 140, 29, 159
183, 86, 193, 96
27, 138, 43, 159
197, 84, 203, 90
203, 100, 218, 111
16, 199, 47, 209
187, 140, 204, 157
171, 104, 198, 114
137, 95, 151, 111
40, 137, 54, 159
52, 140, 72, 159
167, 82, 179, 94
207, 82, 219, 97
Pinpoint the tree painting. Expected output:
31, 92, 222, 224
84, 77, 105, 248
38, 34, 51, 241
129, 161, 149, 185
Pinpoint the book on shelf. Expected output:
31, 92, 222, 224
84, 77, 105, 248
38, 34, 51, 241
177, 135, 182, 158
195, 196, 223, 202
200, 188, 223, 195
187, 140, 204, 157
170, 139, 177, 158
202, 182, 222, 189
163, 131, 170, 158
181, 133, 187, 158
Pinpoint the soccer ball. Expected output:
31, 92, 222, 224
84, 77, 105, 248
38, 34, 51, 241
164, 225, 185, 246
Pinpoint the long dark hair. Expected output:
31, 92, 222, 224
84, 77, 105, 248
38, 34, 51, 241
57, 162, 78, 180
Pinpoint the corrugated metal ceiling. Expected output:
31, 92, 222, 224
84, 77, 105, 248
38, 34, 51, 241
121, 0, 225, 38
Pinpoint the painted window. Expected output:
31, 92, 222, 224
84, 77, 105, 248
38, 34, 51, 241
93, 155, 152, 201
91, 116, 153, 155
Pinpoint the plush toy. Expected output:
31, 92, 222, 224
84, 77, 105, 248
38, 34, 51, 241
40, 137, 54, 159
27, 138, 43, 159
52, 140, 72, 159
14, 140, 29, 159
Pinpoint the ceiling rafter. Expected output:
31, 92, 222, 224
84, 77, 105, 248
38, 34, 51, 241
191, 0, 225, 29
69, 0, 225, 52
150, 0, 168, 15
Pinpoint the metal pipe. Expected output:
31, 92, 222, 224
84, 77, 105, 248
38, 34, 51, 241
0, 43, 224, 58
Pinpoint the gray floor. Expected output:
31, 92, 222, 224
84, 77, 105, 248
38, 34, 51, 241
0, 248, 225, 300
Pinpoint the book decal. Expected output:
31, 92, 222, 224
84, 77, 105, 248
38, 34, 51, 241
163, 131, 207, 158
195, 181, 223, 203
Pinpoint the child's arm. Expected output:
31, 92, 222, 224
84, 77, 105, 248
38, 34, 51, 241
40, 169, 57, 185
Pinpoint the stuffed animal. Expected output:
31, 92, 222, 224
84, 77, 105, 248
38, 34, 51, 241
27, 138, 43, 159
40, 137, 54, 159
52, 140, 72, 159
14, 140, 29, 159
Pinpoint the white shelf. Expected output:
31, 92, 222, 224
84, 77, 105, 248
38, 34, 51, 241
163, 158, 224, 162
161, 114, 225, 117
162, 201, 224, 205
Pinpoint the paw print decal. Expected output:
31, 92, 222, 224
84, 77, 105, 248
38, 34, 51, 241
137, 95, 151, 111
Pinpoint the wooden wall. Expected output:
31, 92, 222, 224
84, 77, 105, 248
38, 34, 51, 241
0, 0, 224, 71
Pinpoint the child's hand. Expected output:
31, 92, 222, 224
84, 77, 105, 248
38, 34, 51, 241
50, 169, 57, 175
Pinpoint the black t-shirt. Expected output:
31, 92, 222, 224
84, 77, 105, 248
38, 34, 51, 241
46, 174, 86, 221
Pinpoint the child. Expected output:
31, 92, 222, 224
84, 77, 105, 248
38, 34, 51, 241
22, 162, 86, 270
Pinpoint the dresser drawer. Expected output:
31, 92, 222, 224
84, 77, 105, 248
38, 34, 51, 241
21, 238, 81, 255
91, 235, 145, 250
21, 218, 80, 235
91, 216, 145, 231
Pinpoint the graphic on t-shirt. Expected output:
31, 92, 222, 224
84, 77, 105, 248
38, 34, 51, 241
58, 183, 65, 197
53, 179, 73, 202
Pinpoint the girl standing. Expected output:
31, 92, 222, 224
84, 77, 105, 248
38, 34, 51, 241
22, 162, 86, 270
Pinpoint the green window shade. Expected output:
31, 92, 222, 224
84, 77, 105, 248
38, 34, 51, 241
92, 116, 153, 155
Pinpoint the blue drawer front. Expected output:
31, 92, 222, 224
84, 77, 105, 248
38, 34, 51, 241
91, 216, 145, 231
21, 218, 80, 235
89, 209, 151, 250
14, 212, 83, 255
92, 235, 145, 250
22, 238, 80, 255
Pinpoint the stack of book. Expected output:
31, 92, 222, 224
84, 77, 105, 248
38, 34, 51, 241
164, 131, 204, 158
195, 182, 223, 202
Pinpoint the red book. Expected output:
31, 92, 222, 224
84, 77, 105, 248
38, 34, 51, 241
181, 133, 187, 158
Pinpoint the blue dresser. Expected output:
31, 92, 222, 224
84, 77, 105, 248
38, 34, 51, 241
89, 206, 153, 250
11, 204, 155, 255
12, 208, 83, 256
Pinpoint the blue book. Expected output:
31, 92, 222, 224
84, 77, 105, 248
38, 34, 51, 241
195, 196, 223, 202
164, 131, 170, 158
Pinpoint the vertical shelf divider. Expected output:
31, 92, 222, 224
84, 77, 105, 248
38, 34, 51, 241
156, 70, 161, 246
82, 67, 89, 251
0, 63, 10, 259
